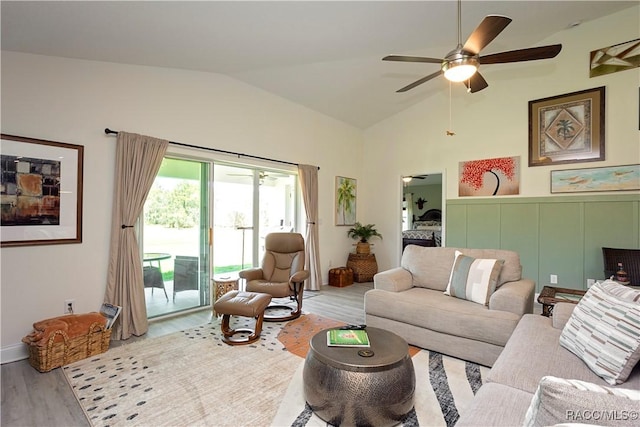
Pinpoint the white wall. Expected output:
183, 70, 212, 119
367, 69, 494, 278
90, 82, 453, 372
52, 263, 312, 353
361, 6, 640, 272
0, 52, 363, 360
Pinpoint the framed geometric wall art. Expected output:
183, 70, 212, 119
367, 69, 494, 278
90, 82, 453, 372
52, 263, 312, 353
459, 156, 520, 197
1, 134, 84, 247
590, 38, 640, 78
335, 176, 356, 226
529, 87, 605, 167
550, 164, 640, 194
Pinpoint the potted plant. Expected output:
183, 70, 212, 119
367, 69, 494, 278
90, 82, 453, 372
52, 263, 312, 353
347, 222, 383, 254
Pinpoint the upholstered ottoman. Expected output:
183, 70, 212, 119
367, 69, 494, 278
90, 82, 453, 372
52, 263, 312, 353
213, 291, 272, 346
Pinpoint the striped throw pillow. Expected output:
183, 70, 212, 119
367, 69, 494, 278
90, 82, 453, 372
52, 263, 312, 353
559, 280, 640, 385
444, 250, 504, 306
523, 376, 640, 427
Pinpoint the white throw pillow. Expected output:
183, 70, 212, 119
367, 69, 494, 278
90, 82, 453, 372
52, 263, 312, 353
523, 376, 640, 427
559, 280, 640, 385
444, 250, 504, 306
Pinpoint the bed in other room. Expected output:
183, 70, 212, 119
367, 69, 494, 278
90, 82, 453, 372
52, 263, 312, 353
402, 209, 442, 251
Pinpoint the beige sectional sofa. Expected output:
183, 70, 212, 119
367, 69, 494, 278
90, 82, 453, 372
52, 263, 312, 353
456, 302, 640, 426
365, 246, 535, 366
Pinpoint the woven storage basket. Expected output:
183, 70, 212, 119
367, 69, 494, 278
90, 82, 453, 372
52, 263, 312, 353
346, 253, 378, 282
26, 322, 111, 372
329, 267, 354, 287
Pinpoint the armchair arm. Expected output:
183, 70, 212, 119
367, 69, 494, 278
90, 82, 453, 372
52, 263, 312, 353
489, 279, 535, 316
552, 302, 576, 329
290, 270, 310, 284
238, 268, 264, 282
373, 267, 413, 293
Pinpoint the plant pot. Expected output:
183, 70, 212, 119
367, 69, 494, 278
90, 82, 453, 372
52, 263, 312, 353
356, 242, 371, 254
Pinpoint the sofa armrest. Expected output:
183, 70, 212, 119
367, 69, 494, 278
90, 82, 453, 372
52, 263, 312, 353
488, 279, 535, 316
373, 267, 413, 293
551, 302, 576, 329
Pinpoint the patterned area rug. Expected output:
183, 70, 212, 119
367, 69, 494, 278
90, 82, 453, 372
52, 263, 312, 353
63, 314, 488, 427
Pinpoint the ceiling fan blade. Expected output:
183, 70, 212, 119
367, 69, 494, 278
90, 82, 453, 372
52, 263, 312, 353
463, 15, 512, 55
463, 72, 489, 93
396, 70, 443, 93
480, 44, 562, 64
383, 55, 443, 64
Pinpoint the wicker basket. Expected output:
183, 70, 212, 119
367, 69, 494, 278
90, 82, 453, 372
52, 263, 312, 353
346, 253, 378, 282
329, 267, 354, 287
25, 322, 111, 372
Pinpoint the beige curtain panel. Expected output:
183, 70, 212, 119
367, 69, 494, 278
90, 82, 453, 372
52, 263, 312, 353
105, 132, 169, 340
298, 164, 321, 290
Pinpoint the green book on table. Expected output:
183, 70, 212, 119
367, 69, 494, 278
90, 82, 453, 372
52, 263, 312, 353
327, 329, 370, 347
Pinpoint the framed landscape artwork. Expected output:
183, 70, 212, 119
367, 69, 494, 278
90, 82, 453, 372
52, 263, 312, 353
0, 134, 84, 247
529, 87, 605, 167
551, 164, 640, 194
335, 176, 356, 226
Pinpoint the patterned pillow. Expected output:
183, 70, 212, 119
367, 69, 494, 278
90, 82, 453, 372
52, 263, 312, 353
523, 376, 640, 427
559, 280, 640, 385
444, 250, 504, 306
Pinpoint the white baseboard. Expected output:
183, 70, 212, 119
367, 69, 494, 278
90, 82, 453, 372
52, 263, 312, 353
1, 342, 29, 364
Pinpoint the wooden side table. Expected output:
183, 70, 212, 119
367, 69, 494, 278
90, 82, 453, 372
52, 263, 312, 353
537, 286, 586, 317
212, 275, 239, 317
346, 253, 378, 283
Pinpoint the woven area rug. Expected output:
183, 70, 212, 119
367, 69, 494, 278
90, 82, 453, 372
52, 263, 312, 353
64, 314, 488, 427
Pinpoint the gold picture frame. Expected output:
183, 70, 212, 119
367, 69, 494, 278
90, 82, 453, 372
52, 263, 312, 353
528, 87, 605, 167
1, 134, 84, 247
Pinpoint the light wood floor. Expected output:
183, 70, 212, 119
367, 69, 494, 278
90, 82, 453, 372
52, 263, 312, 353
1, 282, 372, 427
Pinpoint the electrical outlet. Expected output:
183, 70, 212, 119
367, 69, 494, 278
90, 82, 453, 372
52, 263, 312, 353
550, 274, 558, 284
65, 299, 75, 314
587, 279, 595, 288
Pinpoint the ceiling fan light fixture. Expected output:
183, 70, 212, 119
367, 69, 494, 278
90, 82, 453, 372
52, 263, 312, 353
443, 57, 478, 82
402, 176, 413, 183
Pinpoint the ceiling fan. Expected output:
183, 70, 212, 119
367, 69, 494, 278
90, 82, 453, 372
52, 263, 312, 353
402, 175, 427, 183
383, 0, 562, 93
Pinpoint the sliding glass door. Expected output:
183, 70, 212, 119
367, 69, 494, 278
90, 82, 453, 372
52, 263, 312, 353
142, 157, 211, 318
213, 164, 297, 274
141, 158, 298, 319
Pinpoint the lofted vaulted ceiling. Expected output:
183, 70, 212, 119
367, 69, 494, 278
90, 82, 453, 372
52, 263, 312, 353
1, 1, 635, 129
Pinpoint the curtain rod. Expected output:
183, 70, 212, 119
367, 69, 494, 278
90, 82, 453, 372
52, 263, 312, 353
104, 128, 318, 170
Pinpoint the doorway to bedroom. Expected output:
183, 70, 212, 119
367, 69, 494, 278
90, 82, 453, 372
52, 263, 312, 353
402, 173, 444, 253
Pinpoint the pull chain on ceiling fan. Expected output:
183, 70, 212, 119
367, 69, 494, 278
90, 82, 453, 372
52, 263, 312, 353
382, 0, 562, 93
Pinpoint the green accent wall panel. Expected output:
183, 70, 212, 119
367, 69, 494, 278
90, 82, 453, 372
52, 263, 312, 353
445, 204, 467, 247
466, 204, 501, 249
500, 203, 540, 287
446, 194, 639, 294
584, 201, 640, 282
539, 202, 584, 291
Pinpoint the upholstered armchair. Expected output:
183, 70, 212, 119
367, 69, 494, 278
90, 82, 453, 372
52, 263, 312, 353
239, 232, 310, 321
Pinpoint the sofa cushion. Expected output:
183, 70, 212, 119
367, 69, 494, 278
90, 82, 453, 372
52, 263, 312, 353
456, 382, 533, 427
365, 287, 521, 347
487, 314, 640, 393
523, 376, 640, 427
445, 250, 504, 305
559, 280, 640, 385
401, 246, 522, 291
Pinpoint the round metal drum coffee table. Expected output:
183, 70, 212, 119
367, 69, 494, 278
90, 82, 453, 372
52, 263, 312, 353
303, 327, 415, 427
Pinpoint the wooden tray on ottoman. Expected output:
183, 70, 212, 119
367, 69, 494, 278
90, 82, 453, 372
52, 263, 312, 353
23, 315, 112, 372
329, 267, 354, 287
